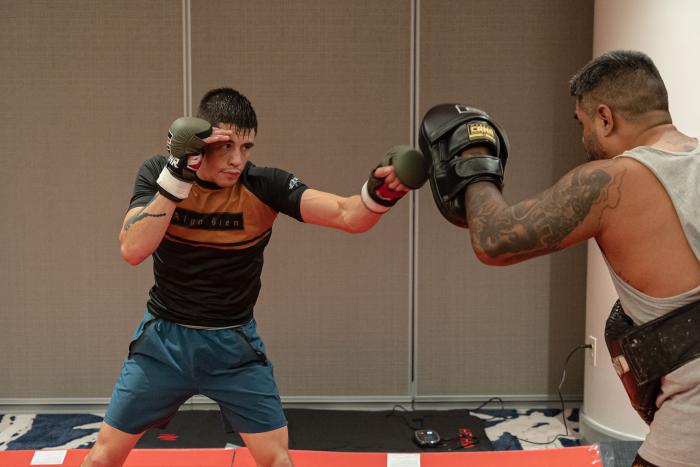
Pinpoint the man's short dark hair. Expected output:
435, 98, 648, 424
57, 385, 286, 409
197, 87, 258, 133
569, 50, 669, 120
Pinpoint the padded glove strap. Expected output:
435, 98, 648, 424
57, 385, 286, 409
448, 154, 503, 198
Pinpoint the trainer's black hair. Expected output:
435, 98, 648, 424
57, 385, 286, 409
569, 50, 669, 120
197, 87, 258, 134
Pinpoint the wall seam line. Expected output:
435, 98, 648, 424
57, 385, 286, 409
182, 0, 192, 116
409, 0, 420, 404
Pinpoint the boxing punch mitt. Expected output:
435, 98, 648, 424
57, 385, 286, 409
418, 104, 509, 228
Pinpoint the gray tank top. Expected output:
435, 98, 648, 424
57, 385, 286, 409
609, 143, 700, 324
604, 143, 700, 467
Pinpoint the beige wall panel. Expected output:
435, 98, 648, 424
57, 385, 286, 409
0, 1, 183, 398
191, 0, 413, 397
416, 0, 594, 396
0, 0, 597, 403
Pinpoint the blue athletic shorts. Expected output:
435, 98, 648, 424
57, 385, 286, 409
103, 312, 287, 435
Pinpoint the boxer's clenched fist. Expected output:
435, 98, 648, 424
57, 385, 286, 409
360, 145, 428, 214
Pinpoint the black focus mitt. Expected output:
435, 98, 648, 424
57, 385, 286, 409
418, 104, 509, 228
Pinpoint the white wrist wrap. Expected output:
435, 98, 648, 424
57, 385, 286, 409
360, 181, 390, 214
157, 167, 192, 201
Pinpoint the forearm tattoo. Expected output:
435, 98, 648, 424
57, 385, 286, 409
123, 197, 167, 231
467, 164, 623, 263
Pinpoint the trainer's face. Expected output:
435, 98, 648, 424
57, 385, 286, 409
198, 125, 255, 187
575, 102, 607, 161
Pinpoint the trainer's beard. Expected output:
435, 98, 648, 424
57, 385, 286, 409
583, 135, 607, 162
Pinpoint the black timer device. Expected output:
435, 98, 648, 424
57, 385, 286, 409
414, 429, 441, 447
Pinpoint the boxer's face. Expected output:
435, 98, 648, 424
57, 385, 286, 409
575, 102, 607, 162
198, 124, 255, 187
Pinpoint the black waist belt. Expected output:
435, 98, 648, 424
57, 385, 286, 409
604, 297, 700, 424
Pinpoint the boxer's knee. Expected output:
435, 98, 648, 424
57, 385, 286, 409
240, 425, 292, 467
82, 422, 141, 467
268, 452, 294, 467
82, 446, 129, 467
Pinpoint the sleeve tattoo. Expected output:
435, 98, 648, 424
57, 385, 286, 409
467, 163, 623, 263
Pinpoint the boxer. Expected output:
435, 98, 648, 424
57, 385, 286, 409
82, 87, 428, 467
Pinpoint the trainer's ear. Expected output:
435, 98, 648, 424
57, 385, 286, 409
595, 104, 615, 136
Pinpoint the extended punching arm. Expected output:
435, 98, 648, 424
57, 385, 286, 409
299, 145, 428, 232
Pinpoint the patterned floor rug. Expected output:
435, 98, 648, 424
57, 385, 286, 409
0, 407, 580, 452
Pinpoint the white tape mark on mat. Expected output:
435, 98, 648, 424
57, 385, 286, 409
31, 450, 67, 465
387, 453, 420, 467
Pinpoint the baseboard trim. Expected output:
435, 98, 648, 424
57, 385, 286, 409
579, 410, 646, 442
0, 394, 582, 414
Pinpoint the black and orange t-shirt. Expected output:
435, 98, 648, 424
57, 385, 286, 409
128, 155, 308, 327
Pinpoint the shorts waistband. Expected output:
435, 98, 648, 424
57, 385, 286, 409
175, 321, 250, 330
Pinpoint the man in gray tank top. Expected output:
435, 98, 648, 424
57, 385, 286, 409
420, 51, 700, 466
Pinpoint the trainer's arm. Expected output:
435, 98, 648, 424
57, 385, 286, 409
465, 159, 624, 265
119, 194, 177, 265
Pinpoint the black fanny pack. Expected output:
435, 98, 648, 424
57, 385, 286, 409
604, 297, 700, 424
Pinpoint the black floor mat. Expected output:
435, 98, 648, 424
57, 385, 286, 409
138, 410, 242, 449
287, 408, 491, 452
136, 408, 491, 452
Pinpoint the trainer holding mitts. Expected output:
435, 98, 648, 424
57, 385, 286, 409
418, 104, 509, 228
156, 116, 213, 202
411, 53, 700, 467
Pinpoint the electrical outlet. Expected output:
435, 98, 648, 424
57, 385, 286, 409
587, 335, 597, 367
